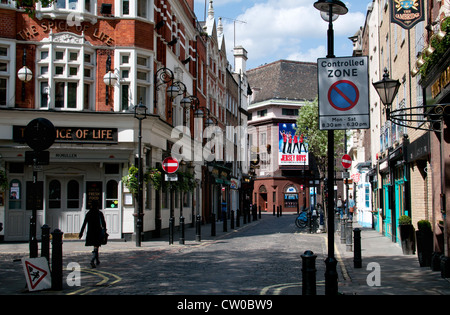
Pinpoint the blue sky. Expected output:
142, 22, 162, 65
193, 0, 371, 70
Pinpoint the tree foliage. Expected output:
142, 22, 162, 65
296, 98, 345, 178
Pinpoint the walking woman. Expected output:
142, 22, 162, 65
79, 200, 107, 268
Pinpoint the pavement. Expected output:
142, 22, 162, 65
1, 213, 450, 295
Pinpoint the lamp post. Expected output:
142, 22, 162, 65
314, 0, 348, 296
134, 98, 147, 247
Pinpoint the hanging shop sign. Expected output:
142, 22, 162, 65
390, 0, 425, 30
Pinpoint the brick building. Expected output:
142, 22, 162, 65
0, 0, 249, 242
247, 60, 321, 214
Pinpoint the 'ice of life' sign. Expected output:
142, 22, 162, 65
318, 56, 370, 131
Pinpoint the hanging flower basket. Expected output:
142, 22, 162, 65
146, 168, 162, 191
122, 166, 139, 195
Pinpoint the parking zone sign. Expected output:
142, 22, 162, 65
318, 56, 369, 130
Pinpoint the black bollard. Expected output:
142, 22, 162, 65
280, 205, 282, 216
41, 224, 51, 263
243, 209, 247, 224
346, 220, 353, 252
230, 210, 235, 229
273, 204, 276, 216
223, 212, 227, 232
340, 217, 346, 244
353, 228, 362, 268
259, 206, 262, 219
277, 206, 279, 217
236, 209, 240, 227
301, 250, 317, 295
179, 216, 185, 245
196, 215, 201, 242
51, 229, 64, 291
211, 213, 216, 236
169, 217, 174, 245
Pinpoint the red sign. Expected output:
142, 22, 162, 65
342, 154, 352, 169
162, 157, 179, 174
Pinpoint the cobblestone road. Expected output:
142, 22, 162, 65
1, 214, 332, 295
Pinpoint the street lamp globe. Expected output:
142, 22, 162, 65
103, 71, 118, 87
18, 66, 33, 82
167, 84, 181, 100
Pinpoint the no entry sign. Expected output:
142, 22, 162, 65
318, 56, 369, 131
342, 154, 352, 169
163, 157, 179, 174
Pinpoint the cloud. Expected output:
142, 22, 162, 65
218, 0, 365, 69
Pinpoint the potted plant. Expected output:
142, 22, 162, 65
416, 220, 433, 267
399, 215, 415, 255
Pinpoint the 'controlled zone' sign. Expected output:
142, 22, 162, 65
318, 56, 369, 131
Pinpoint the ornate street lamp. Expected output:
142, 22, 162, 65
17, 48, 33, 101
103, 55, 118, 106
372, 68, 401, 121
134, 98, 147, 247
314, 0, 348, 296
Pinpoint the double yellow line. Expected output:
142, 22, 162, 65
66, 268, 122, 295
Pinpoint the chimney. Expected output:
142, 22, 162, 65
234, 46, 248, 74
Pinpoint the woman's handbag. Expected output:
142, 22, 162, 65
99, 213, 109, 245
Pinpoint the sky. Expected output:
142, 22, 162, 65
193, 0, 371, 70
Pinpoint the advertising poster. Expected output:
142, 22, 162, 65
278, 123, 309, 166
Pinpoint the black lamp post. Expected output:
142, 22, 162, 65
314, 0, 348, 296
134, 98, 147, 247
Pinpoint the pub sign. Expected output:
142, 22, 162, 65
390, 0, 425, 30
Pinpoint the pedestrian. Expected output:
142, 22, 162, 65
348, 194, 355, 221
79, 200, 107, 268
337, 195, 343, 219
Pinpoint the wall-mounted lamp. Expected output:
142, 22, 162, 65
103, 54, 118, 105
17, 48, 33, 101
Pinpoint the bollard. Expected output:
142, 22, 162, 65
211, 213, 216, 236
253, 205, 257, 221
236, 209, 240, 227
273, 204, 276, 216
280, 205, 282, 216
340, 217, 346, 244
169, 217, 174, 245
179, 216, 185, 245
51, 229, 64, 291
277, 206, 279, 217
301, 250, 317, 295
196, 215, 201, 242
353, 228, 362, 268
223, 212, 227, 232
230, 210, 235, 229
346, 219, 353, 252
41, 224, 51, 263
259, 206, 262, 219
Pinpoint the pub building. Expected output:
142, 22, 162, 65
0, 0, 208, 242
420, 48, 450, 272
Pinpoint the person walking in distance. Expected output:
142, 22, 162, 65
79, 200, 106, 268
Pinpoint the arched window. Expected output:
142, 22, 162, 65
106, 180, 118, 208
49, 180, 61, 209
67, 180, 80, 209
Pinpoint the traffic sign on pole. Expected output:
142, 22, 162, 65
318, 56, 370, 130
162, 157, 179, 174
342, 154, 352, 169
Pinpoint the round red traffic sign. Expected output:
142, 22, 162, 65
342, 154, 352, 169
162, 157, 179, 174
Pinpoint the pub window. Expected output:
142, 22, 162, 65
106, 180, 118, 208
49, 180, 61, 209
9, 180, 21, 209
67, 180, 80, 208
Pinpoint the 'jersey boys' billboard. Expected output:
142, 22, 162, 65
278, 123, 309, 166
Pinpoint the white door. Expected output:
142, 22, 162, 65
46, 177, 83, 237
